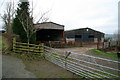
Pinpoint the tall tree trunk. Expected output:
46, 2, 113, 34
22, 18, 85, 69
27, 33, 30, 54
27, 36, 30, 44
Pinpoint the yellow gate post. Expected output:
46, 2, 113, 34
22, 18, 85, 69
40, 43, 44, 56
13, 38, 16, 52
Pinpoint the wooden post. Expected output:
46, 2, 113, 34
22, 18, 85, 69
40, 43, 44, 56
13, 38, 16, 52
65, 51, 71, 69
81, 41, 83, 47
97, 40, 99, 49
102, 42, 104, 49
108, 42, 110, 48
117, 52, 120, 58
27, 43, 30, 54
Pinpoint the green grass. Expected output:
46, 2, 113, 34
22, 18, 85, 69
0, 36, 2, 48
91, 49, 118, 60
36, 74, 48, 78
2, 36, 10, 53
0, 36, 2, 40
58, 73, 73, 78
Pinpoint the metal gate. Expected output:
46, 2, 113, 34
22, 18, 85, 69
44, 46, 120, 79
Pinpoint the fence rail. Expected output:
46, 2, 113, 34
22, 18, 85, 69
44, 46, 120, 79
13, 38, 44, 54
45, 41, 83, 48
12, 37, 120, 79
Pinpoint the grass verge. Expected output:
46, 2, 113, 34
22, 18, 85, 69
91, 49, 119, 60
0, 35, 1, 55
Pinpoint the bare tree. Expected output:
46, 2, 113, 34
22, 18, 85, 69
17, 1, 49, 44
35, 11, 49, 24
18, 12, 49, 44
1, 0, 15, 33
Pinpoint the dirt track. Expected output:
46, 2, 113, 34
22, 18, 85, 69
2, 54, 80, 78
57, 44, 96, 53
23, 59, 80, 78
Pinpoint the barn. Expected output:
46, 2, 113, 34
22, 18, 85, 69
34, 22, 65, 42
65, 28, 104, 42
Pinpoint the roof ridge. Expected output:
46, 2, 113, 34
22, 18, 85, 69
35, 22, 64, 27
65, 27, 104, 34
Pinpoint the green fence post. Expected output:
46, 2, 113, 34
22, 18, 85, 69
40, 43, 44, 56
13, 38, 16, 52
42, 43, 44, 54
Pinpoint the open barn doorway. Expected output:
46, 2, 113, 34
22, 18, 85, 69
36, 29, 64, 42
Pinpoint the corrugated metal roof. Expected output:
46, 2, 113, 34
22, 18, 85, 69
34, 22, 64, 30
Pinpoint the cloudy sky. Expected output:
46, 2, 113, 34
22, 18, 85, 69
0, 0, 119, 34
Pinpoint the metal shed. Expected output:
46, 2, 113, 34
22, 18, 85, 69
65, 28, 104, 42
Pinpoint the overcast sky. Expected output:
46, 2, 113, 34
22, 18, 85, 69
0, 0, 119, 34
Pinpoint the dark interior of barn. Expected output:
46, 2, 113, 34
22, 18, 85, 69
36, 29, 64, 42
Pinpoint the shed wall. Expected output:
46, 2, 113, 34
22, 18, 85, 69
65, 28, 104, 42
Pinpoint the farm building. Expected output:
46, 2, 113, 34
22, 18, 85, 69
34, 22, 65, 42
65, 28, 104, 42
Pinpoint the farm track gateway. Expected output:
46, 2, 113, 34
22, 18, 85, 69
44, 46, 120, 79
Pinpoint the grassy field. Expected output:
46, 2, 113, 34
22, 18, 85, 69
91, 49, 119, 60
